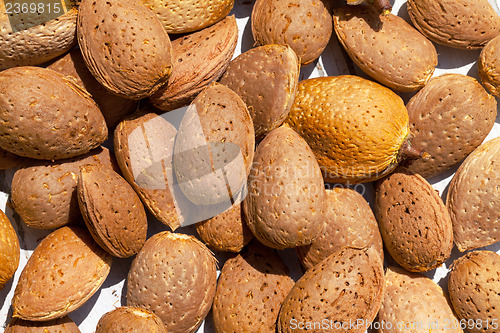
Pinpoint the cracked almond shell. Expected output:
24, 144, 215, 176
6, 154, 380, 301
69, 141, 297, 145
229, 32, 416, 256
12, 226, 112, 321
446, 137, 500, 252
11, 147, 117, 229
142, 0, 234, 34
448, 251, 500, 333
405, 73, 496, 179
213, 241, 295, 333
0, 6, 77, 70
407, 0, 500, 49
5, 316, 81, 333
375, 168, 453, 272
243, 126, 326, 249
297, 187, 383, 271
95, 307, 167, 333
127, 231, 217, 333
77, 0, 173, 100
219, 44, 300, 139
277, 247, 384, 333
251, 0, 332, 65
333, 5, 437, 92
150, 16, 238, 111
379, 266, 463, 333
0, 208, 19, 290
286, 75, 410, 184
77, 164, 147, 258
479, 34, 500, 98
0, 66, 107, 160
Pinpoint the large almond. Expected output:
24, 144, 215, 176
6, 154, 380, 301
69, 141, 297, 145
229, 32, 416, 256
12, 226, 112, 321
77, 0, 173, 99
150, 16, 238, 111
0, 66, 107, 160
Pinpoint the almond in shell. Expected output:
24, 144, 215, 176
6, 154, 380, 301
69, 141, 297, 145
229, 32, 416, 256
12, 226, 112, 321
375, 168, 453, 272
479, 34, 500, 98
5, 316, 81, 333
0, 208, 19, 289
95, 307, 167, 333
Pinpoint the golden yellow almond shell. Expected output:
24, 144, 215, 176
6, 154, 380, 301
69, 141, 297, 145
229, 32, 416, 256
0, 209, 20, 289
286, 75, 410, 184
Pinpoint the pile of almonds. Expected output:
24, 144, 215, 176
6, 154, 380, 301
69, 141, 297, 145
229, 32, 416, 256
0, 0, 499, 332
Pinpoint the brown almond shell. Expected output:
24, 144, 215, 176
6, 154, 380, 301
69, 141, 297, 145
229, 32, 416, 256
5, 316, 81, 333
0, 209, 20, 289
95, 306, 168, 333
479, 34, 500, 98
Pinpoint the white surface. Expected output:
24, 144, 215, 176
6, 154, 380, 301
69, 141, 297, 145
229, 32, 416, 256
1, 0, 500, 331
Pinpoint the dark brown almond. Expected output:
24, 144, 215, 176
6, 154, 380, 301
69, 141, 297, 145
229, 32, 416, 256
375, 168, 453, 272
405, 73, 496, 178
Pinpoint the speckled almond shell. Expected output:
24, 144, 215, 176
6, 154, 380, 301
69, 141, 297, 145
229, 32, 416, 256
5, 316, 81, 333
0, 66, 107, 160
379, 266, 463, 333
12, 226, 112, 321
173, 83, 254, 206
114, 112, 181, 231
47, 49, 138, 129
141, 0, 233, 34
448, 251, 500, 333
11, 147, 117, 229
95, 307, 168, 333
286, 75, 410, 184
446, 137, 500, 252
150, 16, 238, 111
212, 241, 295, 333
407, 0, 500, 49
127, 231, 217, 333
277, 247, 384, 333
479, 35, 500, 97
297, 188, 383, 271
251, 0, 332, 65
405, 74, 496, 179
0, 7, 77, 70
0, 148, 30, 170
219, 44, 300, 139
196, 203, 253, 253
77, 164, 147, 258
77, 0, 173, 100
0, 209, 19, 289
243, 126, 326, 249
333, 6, 437, 92
375, 168, 453, 272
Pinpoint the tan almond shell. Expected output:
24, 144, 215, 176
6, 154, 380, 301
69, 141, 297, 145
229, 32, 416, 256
405, 73, 497, 178
212, 241, 295, 333
77, 164, 147, 258
11, 147, 117, 229
196, 203, 253, 252
0, 209, 19, 289
47, 49, 138, 129
173, 83, 254, 205
407, 0, 500, 49
219, 44, 300, 139
77, 0, 173, 100
479, 35, 500, 98
127, 231, 217, 333
251, 0, 332, 65
243, 126, 326, 249
277, 246, 384, 333
446, 137, 500, 252
95, 306, 168, 333
150, 16, 238, 111
297, 188, 384, 271
0, 8, 77, 70
0, 148, 30, 170
379, 266, 463, 333
5, 316, 81, 333
142, 0, 234, 34
286, 75, 410, 184
12, 226, 112, 321
0, 66, 107, 160
375, 168, 453, 272
114, 112, 181, 231
448, 251, 500, 333
333, 5, 437, 92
